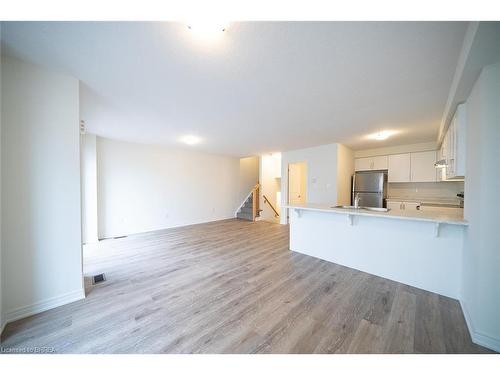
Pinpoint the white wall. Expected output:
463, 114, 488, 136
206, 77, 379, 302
336, 144, 354, 206
82, 133, 99, 244
281, 143, 339, 224
461, 62, 500, 352
238, 156, 259, 203
1, 56, 84, 322
96, 137, 251, 238
259, 154, 281, 223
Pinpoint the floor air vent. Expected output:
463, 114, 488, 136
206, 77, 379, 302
92, 273, 106, 284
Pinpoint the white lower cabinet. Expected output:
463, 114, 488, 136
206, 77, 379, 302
387, 201, 420, 211
387, 201, 403, 210
403, 202, 420, 211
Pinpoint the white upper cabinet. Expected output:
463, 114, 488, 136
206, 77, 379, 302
411, 151, 437, 182
372, 155, 388, 170
354, 155, 388, 171
388, 153, 411, 182
447, 104, 466, 179
438, 103, 466, 180
355, 157, 372, 171
356, 146, 456, 183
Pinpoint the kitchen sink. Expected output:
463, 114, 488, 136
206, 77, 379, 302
331, 205, 390, 212
362, 207, 390, 212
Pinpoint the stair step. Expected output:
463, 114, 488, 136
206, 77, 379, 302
241, 206, 253, 214
237, 212, 254, 221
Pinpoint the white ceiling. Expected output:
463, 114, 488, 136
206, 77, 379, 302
1, 21, 467, 157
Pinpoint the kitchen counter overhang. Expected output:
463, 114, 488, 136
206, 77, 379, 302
286, 203, 467, 227
285, 203, 466, 299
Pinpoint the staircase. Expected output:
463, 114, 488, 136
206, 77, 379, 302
236, 183, 260, 221
237, 195, 258, 221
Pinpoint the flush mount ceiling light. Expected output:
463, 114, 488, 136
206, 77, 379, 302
368, 130, 398, 141
186, 20, 229, 35
180, 135, 202, 145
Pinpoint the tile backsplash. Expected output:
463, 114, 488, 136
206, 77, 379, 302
388, 181, 464, 203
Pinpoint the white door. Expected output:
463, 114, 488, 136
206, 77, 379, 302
388, 153, 411, 182
288, 162, 307, 205
411, 151, 437, 182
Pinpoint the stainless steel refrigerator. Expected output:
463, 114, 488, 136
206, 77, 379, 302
351, 171, 388, 208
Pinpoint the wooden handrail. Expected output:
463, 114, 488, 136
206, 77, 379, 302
263, 195, 279, 218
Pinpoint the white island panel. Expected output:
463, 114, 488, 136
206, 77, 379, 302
289, 208, 463, 299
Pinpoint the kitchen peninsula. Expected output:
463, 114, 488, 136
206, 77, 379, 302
286, 203, 467, 299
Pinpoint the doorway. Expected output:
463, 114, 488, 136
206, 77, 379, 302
288, 162, 307, 205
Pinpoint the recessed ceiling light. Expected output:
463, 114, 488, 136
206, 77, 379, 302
180, 135, 202, 145
369, 130, 397, 141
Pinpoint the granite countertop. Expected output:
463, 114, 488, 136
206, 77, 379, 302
285, 203, 467, 226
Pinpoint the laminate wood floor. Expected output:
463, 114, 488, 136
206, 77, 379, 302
0, 219, 493, 353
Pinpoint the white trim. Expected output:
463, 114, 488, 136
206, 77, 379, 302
460, 299, 500, 353
4, 288, 85, 324
98, 216, 236, 241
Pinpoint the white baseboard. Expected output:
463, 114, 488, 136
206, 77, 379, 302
460, 299, 500, 353
4, 289, 85, 325
99, 216, 236, 241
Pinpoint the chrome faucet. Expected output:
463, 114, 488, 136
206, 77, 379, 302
354, 193, 360, 209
